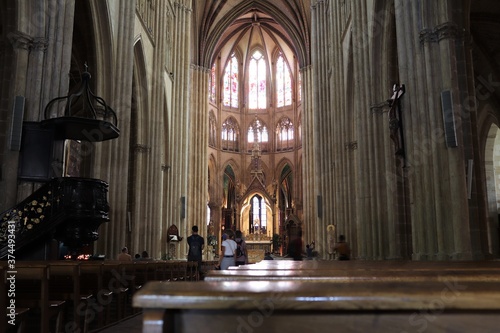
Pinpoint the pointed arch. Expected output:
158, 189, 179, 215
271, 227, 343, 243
222, 163, 238, 230
247, 48, 268, 109
276, 116, 295, 151
221, 116, 240, 151
88, 0, 114, 99
247, 116, 269, 151
222, 52, 240, 108
209, 62, 217, 103
127, 38, 150, 256
275, 51, 293, 108
209, 110, 217, 147
481, 113, 500, 257
208, 154, 218, 204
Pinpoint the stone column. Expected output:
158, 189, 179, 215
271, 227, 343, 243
394, 0, 472, 259
328, 0, 358, 258
3, 32, 32, 207
164, 0, 192, 258
188, 65, 209, 244
15, 0, 75, 200
312, 0, 331, 259
95, 0, 136, 257
146, 1, 170, 259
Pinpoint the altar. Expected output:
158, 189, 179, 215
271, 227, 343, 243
244, 234, 272, 263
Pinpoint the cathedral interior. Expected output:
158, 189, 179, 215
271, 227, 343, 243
3, 1, 500, 332
2, 0, 500, 263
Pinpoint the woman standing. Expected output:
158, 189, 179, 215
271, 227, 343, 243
218, 230, 237, 270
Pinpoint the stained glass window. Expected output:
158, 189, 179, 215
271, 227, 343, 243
250, 195, 267, 234
209, 63, 216, 102
223, 54, 239, 108
247, 118, 268, 143
221, 117, 239, 151
276, 54, 292, 107
298, 71, 302, 103
248, 50, 267, 109
276, 117, 294, 151
209, 111, 216, 147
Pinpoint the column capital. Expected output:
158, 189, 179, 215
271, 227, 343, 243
7, 31, 33, 51
32, 37, 49, 52
190, 64, 210, 73
435, 22, 460, 41
133, 143, 151, 154
420, 22, 461, 44
174, 2, 192, 13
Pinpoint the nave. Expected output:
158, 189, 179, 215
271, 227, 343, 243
5, 257, 499, 333
6, 257, 500, 332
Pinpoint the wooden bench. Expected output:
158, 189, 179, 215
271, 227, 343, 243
134, 260, 500, 333
228, 259, 500, 271
206, 260, 500, 282
48, 261, 97, 332
6, 308, 30, 333
12, 263, 66, 333
134, 278, 500, 333
78, 260, 116, 329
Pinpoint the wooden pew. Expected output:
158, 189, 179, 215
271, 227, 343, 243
78, 260, 135, 327
6, 308, 30, 333
134, 281, 500, 332
229, 259, 500, 271
207, 260, 500, 282
12, 263, 66, 333
78, 261, 114, 329
46, 261, 95, 333
134, 276, 500, 333
101, 261, 131, 323
134, 260, 500, 333
133, 261, 156, 288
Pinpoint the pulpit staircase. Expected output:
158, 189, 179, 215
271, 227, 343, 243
0, 177, 109, 260
1, 66, 119, 260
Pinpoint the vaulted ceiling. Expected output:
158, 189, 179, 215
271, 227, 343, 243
192, 0, 311, 68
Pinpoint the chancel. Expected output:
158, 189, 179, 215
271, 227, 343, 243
1, 1, 500, 332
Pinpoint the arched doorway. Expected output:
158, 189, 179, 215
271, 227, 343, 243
484, 123, 500, 256
240, 193, 273, 237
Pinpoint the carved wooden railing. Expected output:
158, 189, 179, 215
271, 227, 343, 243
0, 177, 109, 259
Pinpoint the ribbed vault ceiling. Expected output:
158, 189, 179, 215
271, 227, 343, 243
193, 0, 311, 69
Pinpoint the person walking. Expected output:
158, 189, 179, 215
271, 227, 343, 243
218, 230, 237, 270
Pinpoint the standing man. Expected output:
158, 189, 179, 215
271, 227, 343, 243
187, 226, 205, 274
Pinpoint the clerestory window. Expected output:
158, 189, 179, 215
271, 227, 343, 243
223, 54, 239, 108
276, 54, 292, 107
248, 50, 267, 109
276, 117, 294, 151
221, 117, 240, 152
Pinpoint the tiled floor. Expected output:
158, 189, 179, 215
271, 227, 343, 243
97, 313, 142, 333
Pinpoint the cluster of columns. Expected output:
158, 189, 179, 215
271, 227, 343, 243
307, 0, 484, 260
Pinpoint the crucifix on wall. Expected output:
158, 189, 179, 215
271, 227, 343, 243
387, 83, 405, 157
